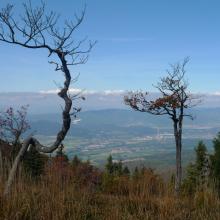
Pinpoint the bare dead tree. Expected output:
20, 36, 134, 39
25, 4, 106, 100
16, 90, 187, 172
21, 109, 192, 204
124, 58, 200, 194
0, 1, 95, 196
0, 105, 30, 146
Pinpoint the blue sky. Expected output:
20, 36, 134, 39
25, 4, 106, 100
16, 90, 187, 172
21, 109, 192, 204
0, 0, 220, 93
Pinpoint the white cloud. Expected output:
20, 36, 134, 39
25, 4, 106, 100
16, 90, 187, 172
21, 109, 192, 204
212, 92, 220, 96
40, 88, 125, 96
103, 90, 125, 95
40, 88, 83, 94
39, 89, 59, 94
40, 88, 86, 95
3, 90, 220, 114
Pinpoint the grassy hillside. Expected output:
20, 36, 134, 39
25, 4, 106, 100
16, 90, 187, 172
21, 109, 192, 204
0, 157, 220, 220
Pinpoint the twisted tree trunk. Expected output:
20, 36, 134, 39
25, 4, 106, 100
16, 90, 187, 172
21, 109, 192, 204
0, 1, 95, 197
3, 54, 72, 197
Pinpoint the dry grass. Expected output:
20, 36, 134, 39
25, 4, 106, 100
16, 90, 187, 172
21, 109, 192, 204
0, 161, 220, 220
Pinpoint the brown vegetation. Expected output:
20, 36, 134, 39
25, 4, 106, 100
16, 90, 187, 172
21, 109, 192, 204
0, 153, 220, 220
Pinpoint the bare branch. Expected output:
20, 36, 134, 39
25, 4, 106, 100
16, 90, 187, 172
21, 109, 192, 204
124, 58, 202, 194
0, 1, 95, 196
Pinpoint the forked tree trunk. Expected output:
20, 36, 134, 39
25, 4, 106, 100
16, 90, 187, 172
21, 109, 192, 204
3, 138, 31, 196
3, 54, 72, 197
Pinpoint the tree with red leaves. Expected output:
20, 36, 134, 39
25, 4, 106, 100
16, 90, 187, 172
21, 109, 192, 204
124, 58, 200, 194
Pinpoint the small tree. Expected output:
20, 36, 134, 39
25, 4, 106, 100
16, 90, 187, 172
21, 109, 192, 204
0, 106, 30, 146
210, 133, 220, 193
122, 166, 130, 176
71, 155, 81, 167
0, 106, 30, 172
0, 1, 95, 196
133, 166, 140, 179
183, 141, 209, 194
23, 146, 48, 178
105, 155, 125, 176
124, 58, 200, 193
195, 141, 209, 186
105, 155, 114, 175
183, 162, 197, 194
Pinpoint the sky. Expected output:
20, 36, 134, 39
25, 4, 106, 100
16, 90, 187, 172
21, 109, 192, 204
0, 0, 220, 94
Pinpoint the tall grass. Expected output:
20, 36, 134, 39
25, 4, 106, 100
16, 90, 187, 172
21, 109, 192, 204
0, 159, 220, 220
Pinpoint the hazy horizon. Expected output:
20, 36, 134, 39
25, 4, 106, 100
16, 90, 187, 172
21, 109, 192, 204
0, 90, 220, 114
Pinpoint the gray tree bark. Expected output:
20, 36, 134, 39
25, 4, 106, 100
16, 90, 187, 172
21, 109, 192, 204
173, 119, 183, 194
0, 2, 95, 197
3, 54, 72, 197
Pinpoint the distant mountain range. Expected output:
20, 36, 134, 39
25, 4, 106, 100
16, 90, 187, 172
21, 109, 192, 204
28, 108, 220, 138
2, 91, 220, 114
